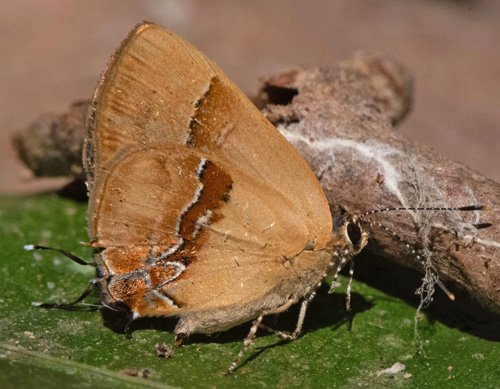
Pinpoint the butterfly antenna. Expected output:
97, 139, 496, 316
359, 205, 490, 219
359, 204, 491, 301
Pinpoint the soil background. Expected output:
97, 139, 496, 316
1, 0, 499, 193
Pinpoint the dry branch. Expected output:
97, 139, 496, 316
259, 52, 500, 316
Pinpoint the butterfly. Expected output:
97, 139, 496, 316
82, 22, 367, 372
25, 22, 489, 374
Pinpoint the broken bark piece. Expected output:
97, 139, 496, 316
13, 100, 90, 179
155, 342, 175, 358
260, 52, 500, 315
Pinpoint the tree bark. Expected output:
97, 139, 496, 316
258, 52, 500, 316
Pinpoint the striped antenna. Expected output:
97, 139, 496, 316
359, 204, 491, 300
359, 205, 490, 220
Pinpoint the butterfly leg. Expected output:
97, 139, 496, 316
259, 283, 320, 340
226, 315, 264, 375
123, 312, 137, 339
226, 297, 299, 374
329, 257, 356, 312
346, 260, 354, 311
289, 287, 318, 339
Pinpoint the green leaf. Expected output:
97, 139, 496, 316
1, 195, 499, 388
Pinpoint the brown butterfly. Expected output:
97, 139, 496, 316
81, 22, 367, 372
25, 22, 489, 373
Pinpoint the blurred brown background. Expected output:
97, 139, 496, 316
1, 0, 499, 194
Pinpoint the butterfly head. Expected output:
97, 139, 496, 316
326, 213, 369, 297
344, 214, 368, 252
332, 213, 369, 257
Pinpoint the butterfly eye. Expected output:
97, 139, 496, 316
346, 221, 362, 246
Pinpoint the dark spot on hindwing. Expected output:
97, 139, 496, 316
178, 159, 232, 239
150, 158, 232, 308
